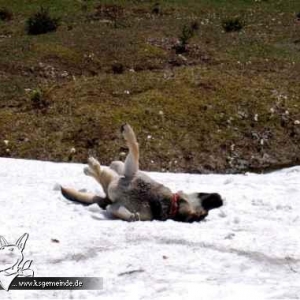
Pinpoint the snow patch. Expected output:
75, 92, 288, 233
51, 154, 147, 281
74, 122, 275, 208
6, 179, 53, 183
0, 158, 299, 299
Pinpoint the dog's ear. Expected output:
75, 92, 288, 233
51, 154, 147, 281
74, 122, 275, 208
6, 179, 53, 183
198, 193, 223, 210
0, 236, 8, 247
16, 233, 29, 251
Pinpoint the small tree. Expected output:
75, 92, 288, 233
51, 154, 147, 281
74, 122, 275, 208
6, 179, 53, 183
222, 17, 244, 32
174, 21, 199, 54
26, 7, 60, 35
0, 7, 13, 21
30, 88, 51, 110
152, 3, 160, 15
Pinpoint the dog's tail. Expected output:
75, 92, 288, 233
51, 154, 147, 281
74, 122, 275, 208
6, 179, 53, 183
60, 186, 112, 209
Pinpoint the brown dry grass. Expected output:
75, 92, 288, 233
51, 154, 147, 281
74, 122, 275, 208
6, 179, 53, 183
0, 0, 299, 173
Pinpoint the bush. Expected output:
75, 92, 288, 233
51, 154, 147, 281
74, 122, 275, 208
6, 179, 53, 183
152, 3, 160, 15
30, 88, 50, 110
222, 17, 244, 32
174, 21, 199, 54
0, 7, 13, 21
112, 62, 124, 74
26, 7, 59, 35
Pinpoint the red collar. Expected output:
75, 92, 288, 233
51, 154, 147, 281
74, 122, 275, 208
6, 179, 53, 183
169, 193, 180, 218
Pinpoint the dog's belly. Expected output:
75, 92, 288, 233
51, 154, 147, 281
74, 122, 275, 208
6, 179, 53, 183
108, 175, 171, 220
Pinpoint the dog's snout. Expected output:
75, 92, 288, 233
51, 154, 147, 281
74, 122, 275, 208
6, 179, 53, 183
201, 193, 223, 210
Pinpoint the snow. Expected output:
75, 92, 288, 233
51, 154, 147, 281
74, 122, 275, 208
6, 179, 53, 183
0, 157, 299, 299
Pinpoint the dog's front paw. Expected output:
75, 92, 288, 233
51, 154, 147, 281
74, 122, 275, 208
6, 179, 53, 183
87, 157, 101, 176
129, 212, 140, 222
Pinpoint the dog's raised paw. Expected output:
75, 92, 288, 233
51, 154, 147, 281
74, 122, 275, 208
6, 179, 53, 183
120, 123, 128, 133
88, 157, 101, 169
83, 166, 95, 177
121, 124, 136, 143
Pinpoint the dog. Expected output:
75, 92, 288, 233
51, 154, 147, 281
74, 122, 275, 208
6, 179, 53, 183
0, 234, 34, 291
61, 124, 223, 222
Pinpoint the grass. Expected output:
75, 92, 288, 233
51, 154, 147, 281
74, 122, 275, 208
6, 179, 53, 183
0, 0, 299, 173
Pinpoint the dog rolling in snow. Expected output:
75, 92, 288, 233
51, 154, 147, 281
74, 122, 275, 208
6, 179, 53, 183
61, 124, 223, 222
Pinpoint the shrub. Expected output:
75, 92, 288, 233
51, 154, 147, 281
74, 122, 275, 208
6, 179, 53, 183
0, 7, 13, 21
30, 88, 50, 110
222, 17, 244, 32
112, 62, 124, 74
174, 21, 199, 54
26, 7, 59, 35
152, 3, 160, 15
190, 21, 199, 31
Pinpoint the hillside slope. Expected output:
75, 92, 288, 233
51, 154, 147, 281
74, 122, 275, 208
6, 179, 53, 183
0, 0, 299, 173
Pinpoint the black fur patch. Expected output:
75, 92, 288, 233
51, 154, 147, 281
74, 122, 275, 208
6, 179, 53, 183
149, 196, 172, 221
96, 197, 112, 209
199, 193, 223, 210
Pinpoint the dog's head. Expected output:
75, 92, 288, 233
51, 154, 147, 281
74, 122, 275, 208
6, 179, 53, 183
175, 192, 223, 222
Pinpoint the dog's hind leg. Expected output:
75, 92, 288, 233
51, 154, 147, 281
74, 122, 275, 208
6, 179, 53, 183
107, 203, 140, 221
121, 124, 139, 178
84, 157, 118, 195
109, 161, 125, 176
